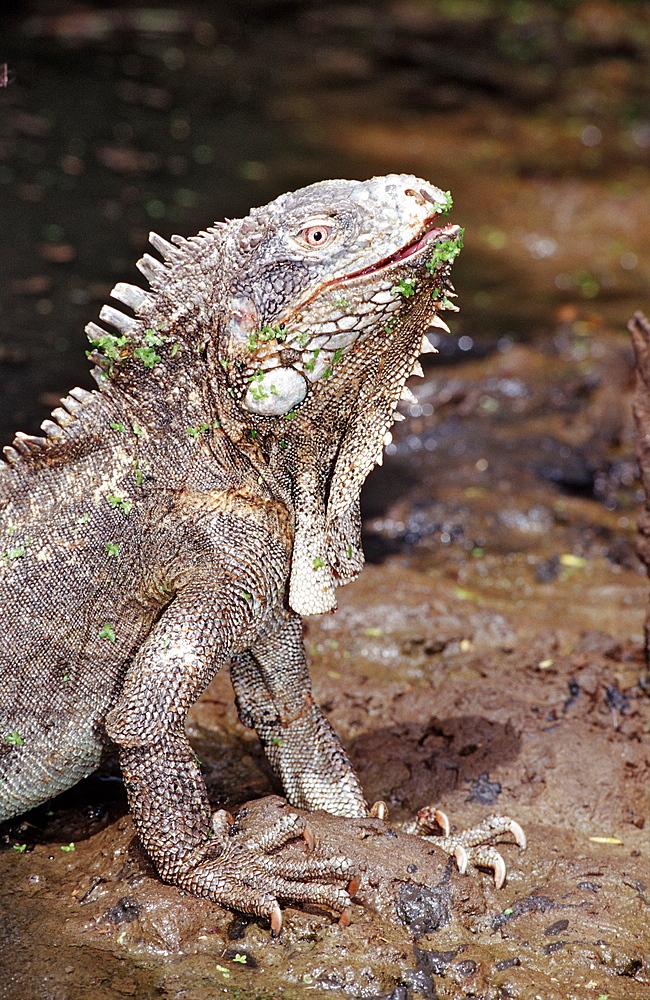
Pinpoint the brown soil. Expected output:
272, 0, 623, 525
2, 326, 648, 1000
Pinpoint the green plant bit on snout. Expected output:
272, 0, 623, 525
426, 230, 465, 271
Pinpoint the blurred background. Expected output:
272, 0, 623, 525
0, 0, 648, 442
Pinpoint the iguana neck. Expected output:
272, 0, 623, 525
207, 307, 426, 617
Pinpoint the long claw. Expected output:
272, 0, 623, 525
493, 855, 506, 890
270, 903, 283, 937
432, 808, 450, 837
338, 906, 352, 927
414, 805, 450, 836
508, 818, 527, 850
454, 845, 468, 874
211, 809, 233, 837
369, 800, 388, 820
347, 874, 361, 897
302, 824, 315, 853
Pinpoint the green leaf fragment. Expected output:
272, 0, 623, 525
143, 328, 165, 347
86, 330, 128, 361
132, 424, 143, 437
170, 343, 180, 357
4, 731, 24, 746
425, 230, 465, 271
105, 542, 120, 556
106, 495, 132, 515
3, 547, 24, 562
110, 422, 126, 432
13, 844, 27, 852
99, 623, 116, 642
232, 954, 247, 964
346, 544, 353, 558
60, 843, 75, 852
392, 277, 417, 298
434, 190, 453, 214
133, 346, 161, 368
187, 423, 210, 438
313, 556, 325, 570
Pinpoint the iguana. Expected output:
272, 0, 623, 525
0, 175, 524, 932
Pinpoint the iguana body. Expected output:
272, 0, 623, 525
0, 176, 522, 928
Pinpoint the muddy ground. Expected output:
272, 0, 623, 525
1, 2, 649, 999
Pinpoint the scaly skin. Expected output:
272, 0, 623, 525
0, 175, 522, 929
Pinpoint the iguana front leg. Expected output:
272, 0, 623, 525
231, 615, 367, 816
105, 583, 356, 930
234, 617, 525, 887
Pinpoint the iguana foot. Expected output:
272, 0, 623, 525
174, 797, 359, 934
372, 801, 526, 889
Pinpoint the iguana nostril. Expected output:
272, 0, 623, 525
404, 187, 428, 206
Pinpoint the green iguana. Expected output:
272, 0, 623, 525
0, 175, 524, 932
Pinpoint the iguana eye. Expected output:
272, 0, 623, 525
298, 223, 334, 248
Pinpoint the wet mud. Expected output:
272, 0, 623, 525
1, 2, 649, 998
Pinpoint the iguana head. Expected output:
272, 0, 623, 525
217, 174, 462, 416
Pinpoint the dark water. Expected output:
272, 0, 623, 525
1, 0, 647, 445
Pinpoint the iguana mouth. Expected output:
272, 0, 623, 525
340, 220, 462, 281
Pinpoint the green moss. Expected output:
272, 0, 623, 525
133, 346, 161, 368
434, 190, 453, 214
2, 547, 24, 563
106, 495, 132, 515
392, 277, 417, 298
86, 330, 128, 362
187, 423, 210, 438
426, 230, 465, 271
143, 328, 165, 347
